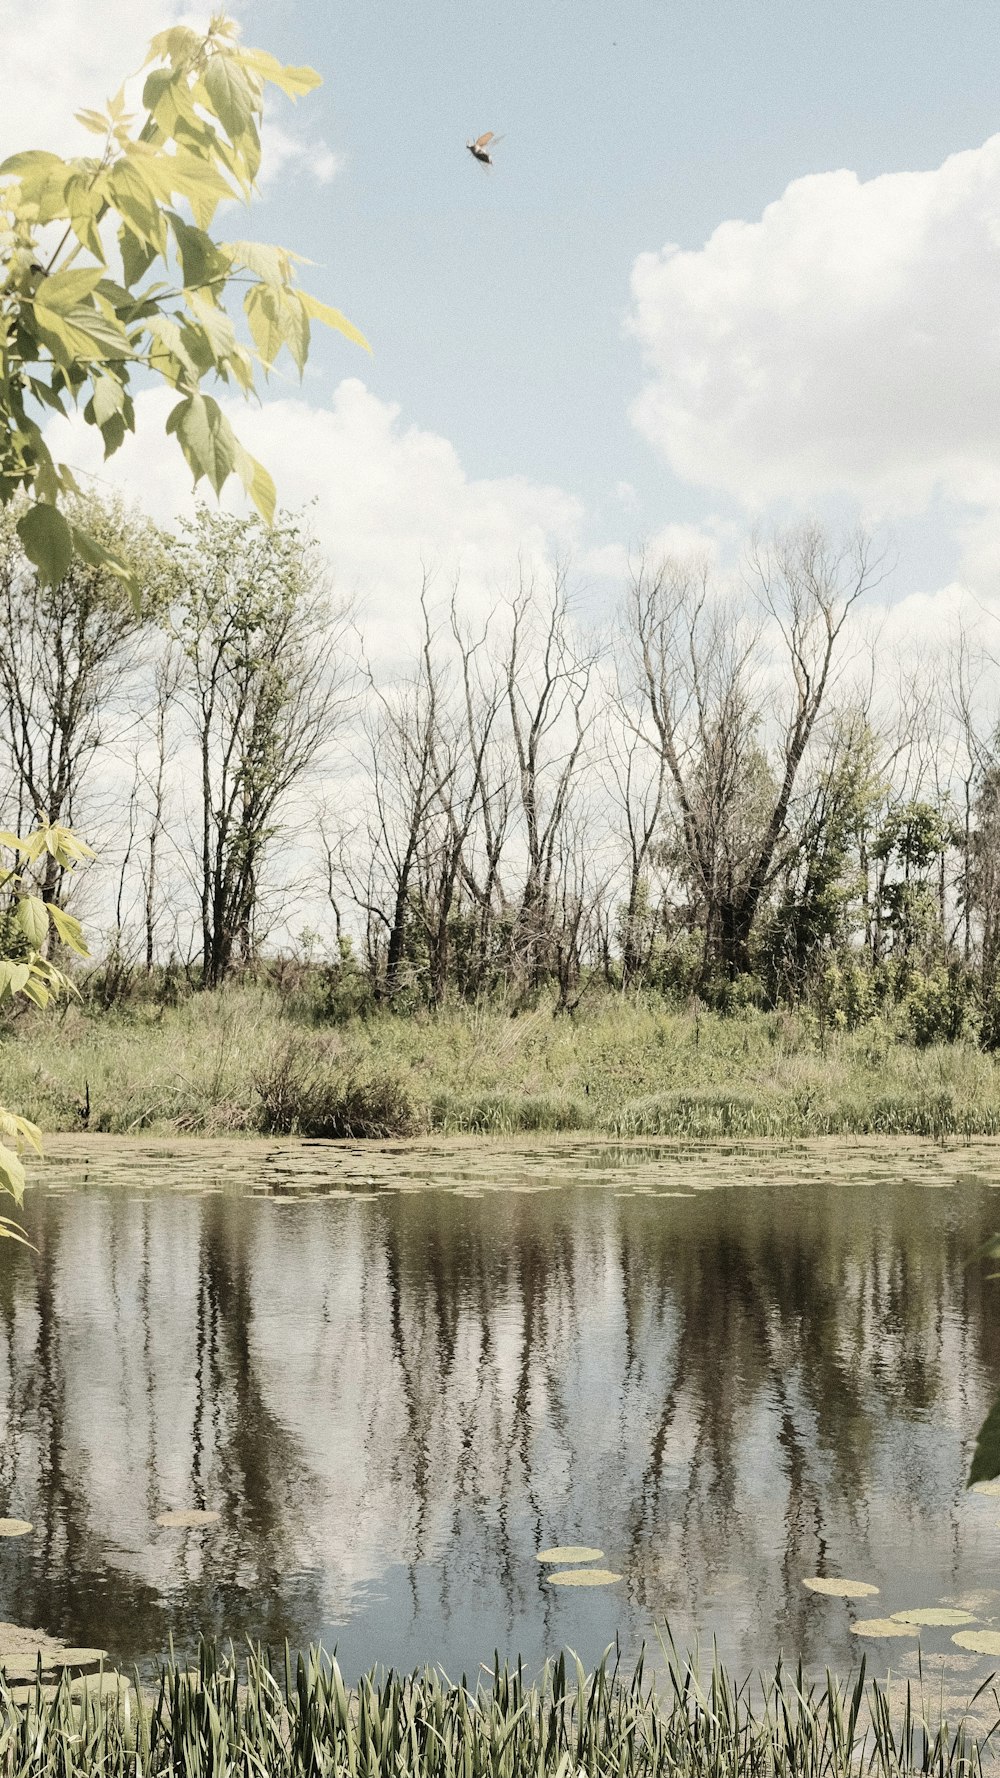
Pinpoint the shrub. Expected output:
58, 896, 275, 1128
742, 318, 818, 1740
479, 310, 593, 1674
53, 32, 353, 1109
901, 966, 975, 1047
254, 1039, 416, 1138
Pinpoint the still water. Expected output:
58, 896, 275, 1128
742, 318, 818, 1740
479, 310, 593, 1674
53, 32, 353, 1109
0, 1136, 999, 1686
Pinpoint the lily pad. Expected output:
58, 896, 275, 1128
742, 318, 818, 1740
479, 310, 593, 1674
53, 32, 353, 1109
0, 1648, 106, 1683
952, 1630, 1000, 1656
0, 1520, 32, 1538
802, 1576, 879, 1598
891, 1608, 977, 1627
545, 1568, 621, 1588
851, 1618, 921, 1639
155, 1509, 220, 1529
537, 1546, 605, 1564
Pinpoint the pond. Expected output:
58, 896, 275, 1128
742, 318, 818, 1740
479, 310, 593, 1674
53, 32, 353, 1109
0, 1135, 998, 1690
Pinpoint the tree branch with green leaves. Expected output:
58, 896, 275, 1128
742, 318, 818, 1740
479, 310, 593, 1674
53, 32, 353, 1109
0, 14, 368, 599
0, 820, 92, 1239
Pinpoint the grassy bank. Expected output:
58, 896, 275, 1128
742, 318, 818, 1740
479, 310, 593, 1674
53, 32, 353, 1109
1, 1640, 996, 1778
6, 986, 1000, 1140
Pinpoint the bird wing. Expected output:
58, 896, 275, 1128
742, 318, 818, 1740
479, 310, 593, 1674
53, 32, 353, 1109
474, 132, 495, 147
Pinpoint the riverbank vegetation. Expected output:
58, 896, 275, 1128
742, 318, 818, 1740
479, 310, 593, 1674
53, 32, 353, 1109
5, 500, 1000, 1057
11, 981, 1000, 1139
0, 1639, 996, 1778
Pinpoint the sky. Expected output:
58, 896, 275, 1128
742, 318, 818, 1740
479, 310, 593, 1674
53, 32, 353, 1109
5, 0, 1000, 640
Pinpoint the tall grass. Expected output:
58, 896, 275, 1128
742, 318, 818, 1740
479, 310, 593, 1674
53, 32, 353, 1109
0, 1639, 996, 1778
7, 985, 1000, 1139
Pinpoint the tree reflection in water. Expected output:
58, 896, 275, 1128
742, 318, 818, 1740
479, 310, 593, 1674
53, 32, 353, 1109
0, 1150, 996, 1682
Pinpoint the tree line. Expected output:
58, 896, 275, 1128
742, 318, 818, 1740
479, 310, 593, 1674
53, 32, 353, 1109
4, 494, 1000, 1039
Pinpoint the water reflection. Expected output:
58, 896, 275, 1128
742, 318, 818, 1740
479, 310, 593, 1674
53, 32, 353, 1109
0, 1140, 997, 1683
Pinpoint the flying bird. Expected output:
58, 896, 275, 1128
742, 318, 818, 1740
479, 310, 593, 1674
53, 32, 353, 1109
466, 131, 502, 166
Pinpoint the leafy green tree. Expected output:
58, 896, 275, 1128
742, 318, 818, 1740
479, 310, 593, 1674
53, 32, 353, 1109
0, 16, 367, 1227
0, 495, 165, 900
0, 15, 368, 597
170, 508, 352, 987
872, 799, 950, 970
762, 718, 885, 1004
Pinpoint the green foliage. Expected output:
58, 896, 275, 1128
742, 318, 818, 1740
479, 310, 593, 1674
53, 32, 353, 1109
0, 17, 368, 596
873, 799, 951, 877
901, 965, 977, 1047
254, 1038, 417, 1138
0, 1636, 993, 1778
812, 960, 876, 1031
13, 984, 1000, 1142
169, 507, 343, 987
317, 938, 376, 1023
0, 820, 91, 1230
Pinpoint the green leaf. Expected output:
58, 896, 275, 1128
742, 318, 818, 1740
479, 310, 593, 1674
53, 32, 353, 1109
244, 282, 309, 372
299, 289, 371, 354
204, 55, 256, 140
17, 503, 73, 586
141, 67, 176, 117
142, 313, 199, 384
145, 24, 202, 67
3, 1115, 42, 1157
969, 1392, 1000, 1485
33, 302, 132, 365
120, 225, 157, 287
154, 147, 235, 227
26, 376, 68, 416
107, 158, 166, 250
233, 438, 276, 524
166, 392, 236, 496
184, 288, 238, 365
0, 962, 30, 1000
0, 150, 66, 198
226, 239, 303, 285
240, 49, 322, 99
167, 213, 229, 292
64, 172, 107, 261
0, 1144, 26, 1207
46, 903, 90, 958
75, 109, 110, 136
88, 374, 125, 426
36, 824, 94, 867
0, 1215, 35, 1249
16, 894, 49, 950
33, 267, 106, 313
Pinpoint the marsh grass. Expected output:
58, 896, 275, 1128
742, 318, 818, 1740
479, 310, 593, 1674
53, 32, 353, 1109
0, 1639, 996, 1778
7, 986, 1000, 1139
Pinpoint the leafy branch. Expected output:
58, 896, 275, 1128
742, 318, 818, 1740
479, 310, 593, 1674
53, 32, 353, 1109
0, 14, 368, 599
0, 821, 93, 1231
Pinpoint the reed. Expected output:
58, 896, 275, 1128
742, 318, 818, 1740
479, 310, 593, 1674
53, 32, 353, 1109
0, 1639, 996, 1778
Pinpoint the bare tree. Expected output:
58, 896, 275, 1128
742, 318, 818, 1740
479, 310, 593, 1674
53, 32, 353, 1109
619, 525, 881, 982
340, 583, 452, 1001
135, 643, 185, 972
502, 569, 596, 988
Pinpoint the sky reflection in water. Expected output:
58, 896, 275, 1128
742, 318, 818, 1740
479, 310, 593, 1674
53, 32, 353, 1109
0, 1137, 998, 1686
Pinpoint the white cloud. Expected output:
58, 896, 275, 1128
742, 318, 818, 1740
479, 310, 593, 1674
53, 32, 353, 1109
628, 137, 1000, 531
259, 121, 344, 190
0, 1, 339, 193
46, 379, 588, 651
0, 0, 197, 162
